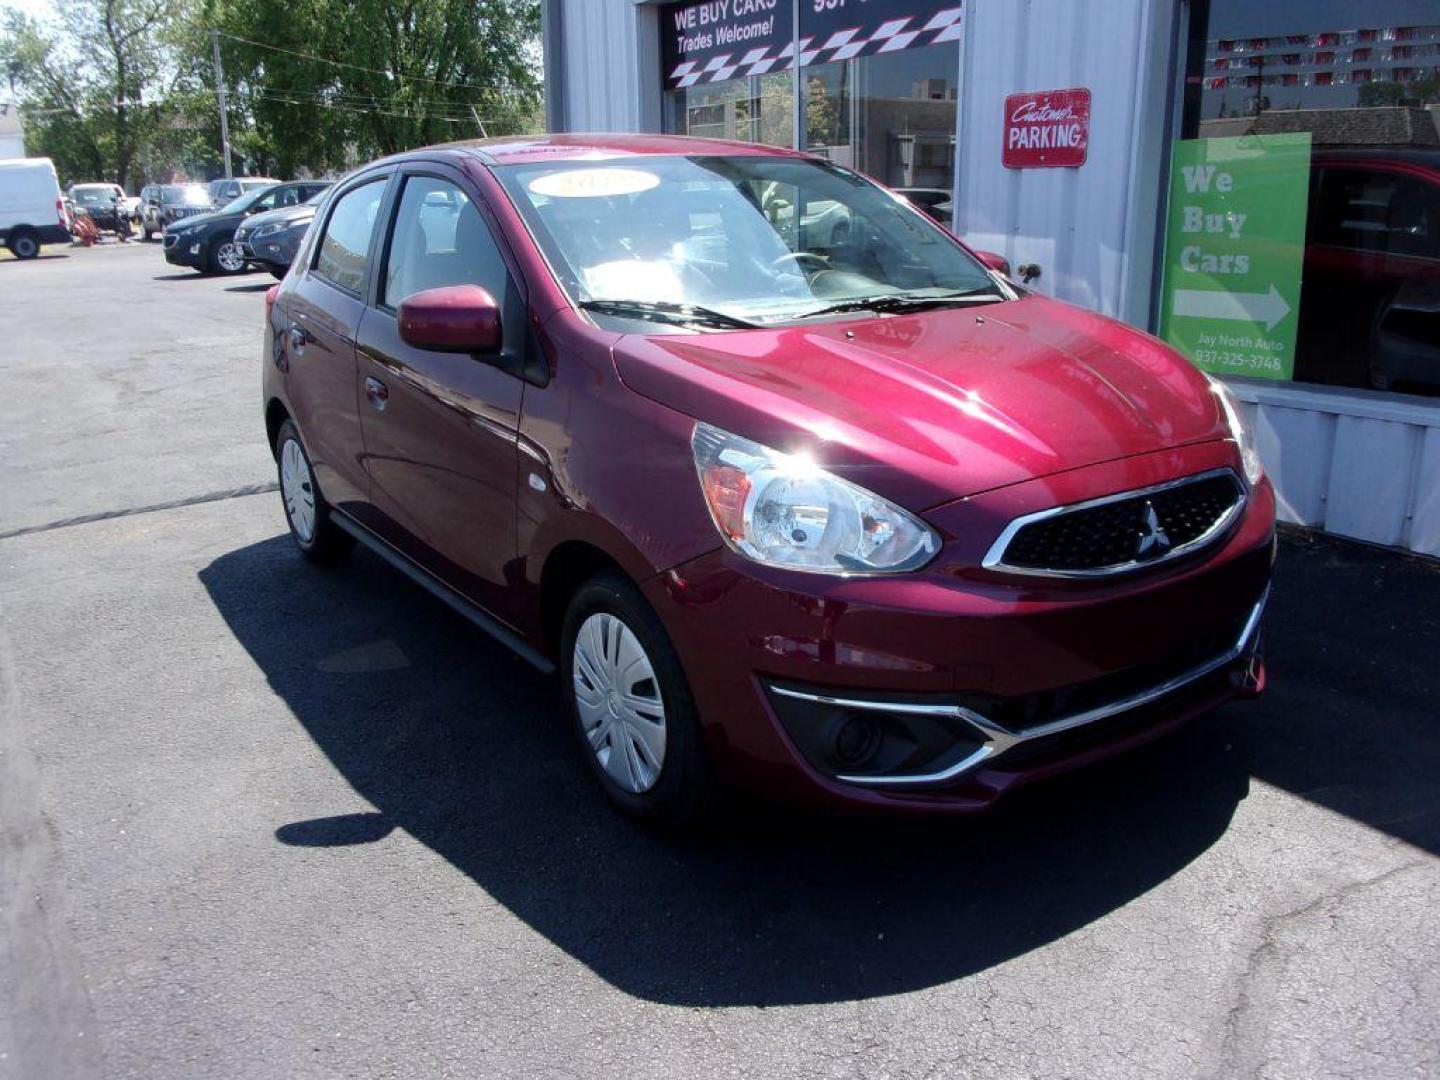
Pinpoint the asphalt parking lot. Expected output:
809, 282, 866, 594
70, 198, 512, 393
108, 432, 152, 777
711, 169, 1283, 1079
2, 241, 1438, 1080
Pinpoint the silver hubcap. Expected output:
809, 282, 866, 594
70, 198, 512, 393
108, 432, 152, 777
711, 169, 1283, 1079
573, 613, 667, 794
279, 438, 317, 542
217, 241, 244, 272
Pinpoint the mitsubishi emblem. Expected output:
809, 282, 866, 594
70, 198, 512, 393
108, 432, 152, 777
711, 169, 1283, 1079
1135, 501, 1171, 559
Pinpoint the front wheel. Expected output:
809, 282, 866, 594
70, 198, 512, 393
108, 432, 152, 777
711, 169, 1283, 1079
561, 571, 718, 830
275, 419, 352, 565
208, 237, 247, 275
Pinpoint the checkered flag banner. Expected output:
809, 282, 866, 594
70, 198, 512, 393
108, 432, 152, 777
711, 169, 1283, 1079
668, 6, 963, 89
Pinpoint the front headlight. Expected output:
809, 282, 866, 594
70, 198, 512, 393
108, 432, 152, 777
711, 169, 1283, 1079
691, 423, 939, 574
1207, 375, 1264, 485
253, 221, 285, 238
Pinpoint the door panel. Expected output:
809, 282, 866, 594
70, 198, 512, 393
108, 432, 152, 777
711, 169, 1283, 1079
280, 175, 390, 513
356, 169, 525, 620
285, 277, 369, 512
357, 310, 523, 615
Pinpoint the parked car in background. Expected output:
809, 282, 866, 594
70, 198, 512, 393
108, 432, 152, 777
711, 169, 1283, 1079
896, 187, 954, 227
234, 186, 331, 278
68, 183, 137, 232
138, 184, 164, 239
1296, 148, 1440, 395
208, 176, 278, 207
0, 156, 70, 258
154, 184, 214, 231
165, 180, 329, 275
262, 135, 1275, 828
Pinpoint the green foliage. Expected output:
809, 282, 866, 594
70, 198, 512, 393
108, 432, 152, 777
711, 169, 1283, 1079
1, 0, 541, 188
213, 0, 542, 174
1357, 78, 1440, 109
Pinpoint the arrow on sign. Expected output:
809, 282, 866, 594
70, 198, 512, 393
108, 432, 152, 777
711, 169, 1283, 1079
1171, 284, 1291, 331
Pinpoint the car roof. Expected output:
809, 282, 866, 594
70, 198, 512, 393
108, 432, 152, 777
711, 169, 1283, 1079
387, 132, 814, 169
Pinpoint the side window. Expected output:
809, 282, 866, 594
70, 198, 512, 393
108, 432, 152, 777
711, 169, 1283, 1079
315, 179, 386, 294
382, 175, 511, 308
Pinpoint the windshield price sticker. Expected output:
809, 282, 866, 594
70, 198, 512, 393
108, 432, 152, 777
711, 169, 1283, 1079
529, 169, 661, 200
1159, 134, 1311, 381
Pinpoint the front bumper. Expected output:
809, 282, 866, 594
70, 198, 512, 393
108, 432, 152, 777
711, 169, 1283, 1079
642, 441, 1276, 814
162, 232, 204, 268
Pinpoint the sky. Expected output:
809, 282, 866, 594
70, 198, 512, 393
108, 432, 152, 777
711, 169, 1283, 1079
1207, 0, 1438, 37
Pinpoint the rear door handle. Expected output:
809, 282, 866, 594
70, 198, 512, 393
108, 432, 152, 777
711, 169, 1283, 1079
364, 376, 389, 411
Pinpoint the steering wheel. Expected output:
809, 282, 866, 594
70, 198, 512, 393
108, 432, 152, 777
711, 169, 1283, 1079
770, 251, 830, 271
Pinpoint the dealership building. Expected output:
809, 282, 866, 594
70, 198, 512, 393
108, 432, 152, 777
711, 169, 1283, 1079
539, 0, 1440, 557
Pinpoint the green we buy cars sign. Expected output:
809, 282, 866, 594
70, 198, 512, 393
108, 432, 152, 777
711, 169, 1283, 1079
1159, 134, 1312, 381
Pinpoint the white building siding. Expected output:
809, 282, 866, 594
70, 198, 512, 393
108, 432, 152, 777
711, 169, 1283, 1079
954, 0, 1177, 328
545, 0, 660, 134
1233, 382, 1440, 557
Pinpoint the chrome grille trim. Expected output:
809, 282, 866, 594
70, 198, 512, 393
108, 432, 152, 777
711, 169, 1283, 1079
981, 467, 1247, 579
772, 588, 1268, 788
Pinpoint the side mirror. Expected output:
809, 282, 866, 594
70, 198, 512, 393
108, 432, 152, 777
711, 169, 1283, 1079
974, 250, 1012, 277
398, 285, 501, 354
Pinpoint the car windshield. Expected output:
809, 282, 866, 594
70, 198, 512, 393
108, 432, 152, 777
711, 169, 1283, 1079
72, 186, 113, 205
162, 185, 210, 205
496, 155, 1002, 327
225, 186, 276, 214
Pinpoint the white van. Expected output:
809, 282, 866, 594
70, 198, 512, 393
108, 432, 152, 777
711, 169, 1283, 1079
0, 157, 71, 259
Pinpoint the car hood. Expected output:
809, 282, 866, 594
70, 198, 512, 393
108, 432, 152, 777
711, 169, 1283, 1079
610, 294, 1229, 511
167, 208, 237, 230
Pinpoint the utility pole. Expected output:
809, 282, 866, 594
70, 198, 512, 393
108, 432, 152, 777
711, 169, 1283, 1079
211, 30, 233, 178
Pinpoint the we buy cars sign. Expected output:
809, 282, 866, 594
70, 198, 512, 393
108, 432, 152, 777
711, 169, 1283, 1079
1003, 88, 1090, 168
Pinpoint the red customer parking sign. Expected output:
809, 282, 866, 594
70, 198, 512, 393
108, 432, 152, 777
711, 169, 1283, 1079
1003, 88, 1091, 168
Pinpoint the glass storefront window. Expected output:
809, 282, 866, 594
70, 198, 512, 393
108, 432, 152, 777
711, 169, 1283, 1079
801, 44, 958, 219
659, 2, 963, 224
1160, 0, 1440, 397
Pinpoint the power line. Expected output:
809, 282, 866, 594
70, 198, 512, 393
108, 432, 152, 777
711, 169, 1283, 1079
212, 29, 533, 95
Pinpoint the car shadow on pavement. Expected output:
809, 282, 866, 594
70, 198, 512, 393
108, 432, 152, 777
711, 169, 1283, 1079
198, 529, 1439, 1006
225, 282, 272, 293
201, 533, 1256, 1006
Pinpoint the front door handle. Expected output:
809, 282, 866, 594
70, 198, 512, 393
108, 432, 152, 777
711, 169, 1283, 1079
288, 326, 310, 354
365, 376, 389, 412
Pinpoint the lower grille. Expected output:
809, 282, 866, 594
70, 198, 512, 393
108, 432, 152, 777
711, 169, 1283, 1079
984, 469, 1245, 578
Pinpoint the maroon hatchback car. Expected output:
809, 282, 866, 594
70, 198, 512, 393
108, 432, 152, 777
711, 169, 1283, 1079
262, 134, 1275, 827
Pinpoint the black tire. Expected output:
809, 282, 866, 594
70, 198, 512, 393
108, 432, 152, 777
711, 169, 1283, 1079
560, 570, 719, 831
267, 265, 286, 280
142, 227, 154, 242
205, 235, 246, 275
8, 229, 40, 260
274, 419, 352, 566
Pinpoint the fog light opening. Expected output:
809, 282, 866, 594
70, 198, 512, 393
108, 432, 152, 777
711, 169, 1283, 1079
831, 712, 882, 768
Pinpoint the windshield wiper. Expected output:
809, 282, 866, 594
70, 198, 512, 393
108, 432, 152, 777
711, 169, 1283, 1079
579, 298, 761, 330
792, 288, 1006, 321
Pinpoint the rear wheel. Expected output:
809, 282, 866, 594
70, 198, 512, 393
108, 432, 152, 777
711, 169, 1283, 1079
275, 419, 352, 565
8, 229, 40, 259
560, 571, 718, 830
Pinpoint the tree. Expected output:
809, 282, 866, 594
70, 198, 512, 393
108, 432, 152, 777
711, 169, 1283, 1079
1357, 77, 1440, 108
0, 0, 185, 187
212, 0, 542, 173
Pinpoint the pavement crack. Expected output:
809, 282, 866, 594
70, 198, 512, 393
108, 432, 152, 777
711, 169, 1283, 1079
0, 482, 279, 541
1206, 860, 1428, 1080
